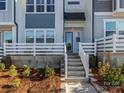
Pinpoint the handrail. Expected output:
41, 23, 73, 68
79, 43, 89, 78
64, 43, 68, 79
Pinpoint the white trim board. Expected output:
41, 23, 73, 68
0, 22, 15, 25
94, 12, 113, 15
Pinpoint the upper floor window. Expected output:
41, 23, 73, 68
26, 0, 55, 13
0, 0, 6, 10
47, 0, 54, 12
120, 0, 124, 8
112, 0, 124, 11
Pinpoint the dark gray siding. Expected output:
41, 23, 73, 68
94, 0, 112, 12
26, 14, 55, 28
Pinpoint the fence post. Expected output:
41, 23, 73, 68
33, 43, 36, 56
79, 42, 80, 56
113, 34, 116, 52
94, 41, 97, 56
4, 43, 6, 56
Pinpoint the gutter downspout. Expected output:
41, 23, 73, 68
63, 0, 65, 43
14, 0, 18, 43
92, 0, 94, 42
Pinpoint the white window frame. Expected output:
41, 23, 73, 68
0, 0, 7, 11
26, 0, 55, 13
104, 19, 124, 37
25, 29, 55, 43
112, 0, 124, 12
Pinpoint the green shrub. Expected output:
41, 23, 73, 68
0, 63, 5, 71
9, 65, 17, 77
22, 65, 31, 77
98, 62, 110, 76
104, 67, 124, 86
12, 78, 21, 88
121, 64, 124, 75
45, 66, 55, 78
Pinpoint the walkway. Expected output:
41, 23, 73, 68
65, 81, 97, 93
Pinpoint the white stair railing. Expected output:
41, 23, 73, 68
79, 43, 89, 78
64, 43, 68, 79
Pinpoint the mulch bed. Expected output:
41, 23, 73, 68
92, 69, 124, 93
0, 68, 61, 93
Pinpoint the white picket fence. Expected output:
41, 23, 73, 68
96, 34, 124, 52
4, 43, 65, 56
79, 43, 96, 55
79, 35, 124, 55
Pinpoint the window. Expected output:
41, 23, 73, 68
26, 0, 55, 12
46, 30, 54, 43
36, 30, 44, 43
4, 31, 12, 43
26, 30, 34, 43
120, 0, 124, 8
0, 0, 6, 10
105, 21, 116, 36
26, 0, 34, 12
26, 29, 54, 43
36, 0, 44, 12
119, 21, 124, 35
76, 32, 80, 42
47, 0, 54, 12
68, 1, 80, 5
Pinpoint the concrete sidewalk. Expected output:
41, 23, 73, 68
65, 81, 98, 93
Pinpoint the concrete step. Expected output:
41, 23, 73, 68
68, 59, 81, 62
61, 63, 64, 67
68, 71, 85, 76
68, 66, 84, 71
68, 56, 80, 59
68, 62, 83, 66
66, 76, 87, 81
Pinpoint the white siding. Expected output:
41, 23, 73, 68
81, 0, 93, 42
16, 0, 26, 43
0, 0, 14, 23
94, 14, 114, 39
65, 0, 85, 12
16, 0, 63, 43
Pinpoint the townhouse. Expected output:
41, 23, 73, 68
0, 0, 124, 79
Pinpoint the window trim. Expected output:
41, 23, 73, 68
104, 19, 124, 37
26, 0, 55, 13
25, 29, 55, 43
0, 0, 7, 11
112, 0, 124, 12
